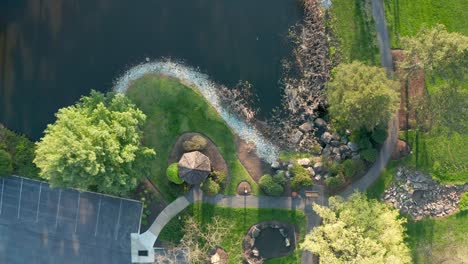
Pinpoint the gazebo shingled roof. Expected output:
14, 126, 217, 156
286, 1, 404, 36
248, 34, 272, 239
178, 151, 211, 185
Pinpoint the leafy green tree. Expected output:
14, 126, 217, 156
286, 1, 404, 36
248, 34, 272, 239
301, 192, 411, 263
401, 24, 468, 81
167, 163, 183, 184
0, 149, 13, 176
327, 62, 400, 132
34, 91, 155, 196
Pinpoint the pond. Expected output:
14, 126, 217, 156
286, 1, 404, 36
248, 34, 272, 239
0, 0, 303, 140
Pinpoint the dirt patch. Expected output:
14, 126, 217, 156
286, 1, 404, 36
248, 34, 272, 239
235, 135, 272, 183
392, 49, 427, 130
169, 132, 228, 182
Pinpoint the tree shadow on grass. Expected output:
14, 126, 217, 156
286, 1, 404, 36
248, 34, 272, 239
351, 0, 379, 64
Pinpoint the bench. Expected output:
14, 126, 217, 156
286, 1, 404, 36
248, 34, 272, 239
305, 191, 320, 198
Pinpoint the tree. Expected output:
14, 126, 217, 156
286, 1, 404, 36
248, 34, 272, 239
0, 149, 13, 177
401, 24, 468, 81
400, 24, 468, 134
301, 192, 411, 264
327, 62, 400, 132
34, 90, 155, 196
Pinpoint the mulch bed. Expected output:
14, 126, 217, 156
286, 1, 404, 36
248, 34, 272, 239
235, 135, 272, 183
169, 132, 228, 182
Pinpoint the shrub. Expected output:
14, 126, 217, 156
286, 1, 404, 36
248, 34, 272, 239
259, 175, 283, 196
328, 161, 343, 177
459, 193, 468, 211
272, 171, 286, 186
290, 164, 313, 191
13, 138, 39, 178
211, 170, 226, 187
183, 135, 208, 152
166, 163, 183, 184
371, 126, 388, 145
342, 159, 366, 179
202, 178, 220, 195
0, 149, 13, 177
325, 173, 346, 192
361, 148, 378, 162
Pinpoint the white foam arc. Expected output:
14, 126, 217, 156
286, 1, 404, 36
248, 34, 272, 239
113, 60, 279, 164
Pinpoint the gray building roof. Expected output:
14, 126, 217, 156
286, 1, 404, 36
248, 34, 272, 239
0, 176, 142, 264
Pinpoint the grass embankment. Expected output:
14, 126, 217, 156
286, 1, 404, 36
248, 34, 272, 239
384, 0, 468, 47
406, 212, 468, 263
328, 0, 380, 64
126, 75, 259, 200
159, 203, 306, 264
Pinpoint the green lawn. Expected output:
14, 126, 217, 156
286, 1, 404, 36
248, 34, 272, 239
366, 160, 398, 199
126, 75, 259, 200
384, 0, 468, 47
328, 0, 380, 64
405, 212, 468, 263
400, 130, 468, 185
159, 203, 306, 264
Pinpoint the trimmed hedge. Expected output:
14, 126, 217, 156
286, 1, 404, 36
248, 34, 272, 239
183, 135, 208, 152
166, 162, 183, 184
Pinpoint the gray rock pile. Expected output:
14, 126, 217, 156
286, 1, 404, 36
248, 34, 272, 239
383, 167, 467, 220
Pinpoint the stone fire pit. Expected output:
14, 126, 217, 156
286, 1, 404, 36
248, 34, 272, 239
242, 221, 297, 263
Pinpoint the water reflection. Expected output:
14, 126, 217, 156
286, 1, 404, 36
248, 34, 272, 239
0, 0, 302, 139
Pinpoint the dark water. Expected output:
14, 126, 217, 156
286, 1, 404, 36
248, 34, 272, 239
0, 0, 302, 140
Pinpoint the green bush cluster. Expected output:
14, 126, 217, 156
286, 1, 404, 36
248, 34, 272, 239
0, 149, 13, 177
183, 135, 208, 152
202, 178, 220, 196
361, 148, 378, 162
342, 159, 366, 178
166, 163, 183, 184
290, 164, 313, 191
210, 170, 226, 188
0, 125, 39, 178
325, 173, 346, 192
259, 173, 284, 196
459, 193, 468, 211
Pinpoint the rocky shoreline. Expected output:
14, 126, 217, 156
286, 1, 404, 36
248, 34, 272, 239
383, 167, 467, 220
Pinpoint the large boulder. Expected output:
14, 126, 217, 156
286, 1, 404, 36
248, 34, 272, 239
391, 139, 411, 160
299, 122, 314, 132
297, 158, 311, 166
290, 130, 303, 145
320, 132, 332, 145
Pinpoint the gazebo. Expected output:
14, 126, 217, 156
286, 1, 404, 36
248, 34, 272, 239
178, 151, 211, 185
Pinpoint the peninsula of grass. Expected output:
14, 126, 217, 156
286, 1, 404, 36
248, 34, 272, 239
384, 0, 468, 47
328, 0, 380, 64
159, 203, 306, 264
126, 75, 259, 200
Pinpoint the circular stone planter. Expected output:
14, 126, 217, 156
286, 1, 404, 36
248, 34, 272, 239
243, 221, 297, 263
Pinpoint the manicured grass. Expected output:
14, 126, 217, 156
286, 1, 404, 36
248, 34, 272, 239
366, 160, 398, 199
384, 0, 468, 47
400, 130, 468, 185
159, 203, 306, 264
405, 212, 468, 263
328, 0, 380, 64
126, 75, 259, 200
